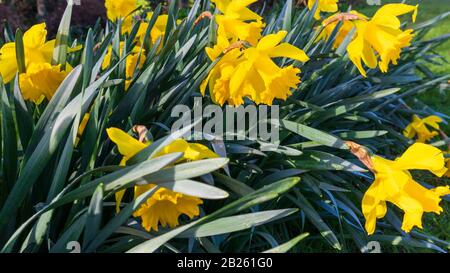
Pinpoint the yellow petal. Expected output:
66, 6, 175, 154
403, 123, 416, 139
19, 63, 70, 103
362, 181, 383, 235
257, 31, 287, 52
373, 4, 418, 25
185, 143, 219, 160
23, 23, 47, 49
0, 42, 18, 83
106, 127, 148, 160
422, 115, 443, 130
394, 143, 447, 177
270, 43, 310, 63
115, 190, 126, 213
347, 29, 367, 77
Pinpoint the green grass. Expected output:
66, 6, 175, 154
413, 0, 450, 134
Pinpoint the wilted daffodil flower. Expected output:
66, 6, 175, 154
347, 4, 418, 77
107, 127, 218, 232
361, 143, 449, 235
403, 115, 442, 143
308, 0, 339, 20
102, 42, 146, 90
211, 0, 265, 46
0, 23, 72, 103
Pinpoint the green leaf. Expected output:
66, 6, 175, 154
52, 2, 73, 68
338, 130, 388, 139
178, 209, 298, 238
83, 184, 104, 247
50, 212, 87, 253
0, 79, 18, 191
12, 77, 33, 150
294, 150, 366, 172
281, 120, 349, 150
14, 29, 26, 73
263, 232, 309, 253
159, 180, 229, 200
84, 186, 159, 253
214, 172, 255, 196
282, 0, 293, 31
289, 190, 342, 250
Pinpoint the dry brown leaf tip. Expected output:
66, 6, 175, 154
345, 141, 374, 172
133, 125, 149, 143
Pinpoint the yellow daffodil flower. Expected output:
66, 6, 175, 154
135, 12, 180, 50
403, 115, 442, 143
106, 127, 218, 232
347, 4, 418, 77
19, 62, 71, 104
105, 0, 138, 33
201, 28, 247, 105
102, 42, 146, 89
231, 31, 309, 106
202, 30, 309, 106
362, 143, 449, 235
0, 23, 74, 103
201, 47, 244, 106
318, 11, 368, 49
308, 0, 339, 20
0, 23, 55, 83
211, 0, 264, 45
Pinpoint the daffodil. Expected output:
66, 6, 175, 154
308, 0, 339, 20
403, 115, 442, 143
135, 12, 179, 50
202, 30, 309, 106
106, 127, 218, 232
102, 42, 146, 89
201, 28, 246, 105
230, 31, 309, 106
0, 23, 74, 103
0, 23, 54, 83
211, 0, 264, 45
347, 4, 418, 77
105, 0, 138, 33
201, 47, 244, 106
318, 11, 367, 49
362, 143, 449, 235
19, 62, 71, 104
